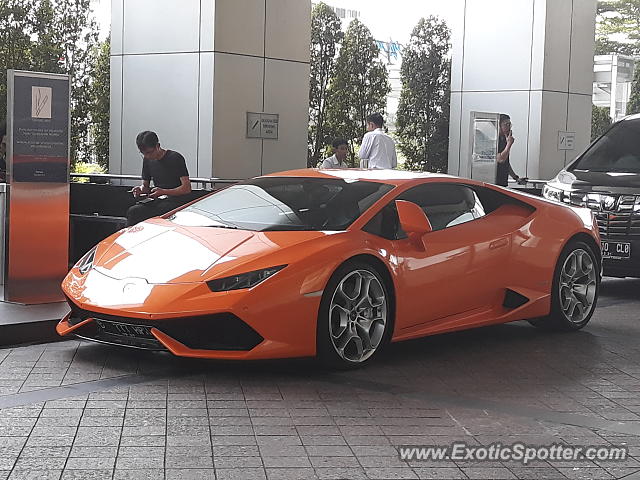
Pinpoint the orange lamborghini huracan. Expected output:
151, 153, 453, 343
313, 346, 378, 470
58, 169, 601, 367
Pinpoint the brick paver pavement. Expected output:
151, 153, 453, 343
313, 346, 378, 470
0, 278, 639, 480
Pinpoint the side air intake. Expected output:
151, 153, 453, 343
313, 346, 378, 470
503, 289, 529, 309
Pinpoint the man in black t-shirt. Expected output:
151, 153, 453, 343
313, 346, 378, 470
126, 131, 192, 226
496, 114, 525, 187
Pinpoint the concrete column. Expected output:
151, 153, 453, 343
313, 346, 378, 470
110, 0, 311, 180
448, 0, 596, 181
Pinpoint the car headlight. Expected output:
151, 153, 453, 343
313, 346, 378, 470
76, 246, 97, 275
542, 184, 563, 202
207, 265, 286, 292
556, 170, 576, 184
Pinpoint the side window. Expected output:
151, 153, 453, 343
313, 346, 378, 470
397, 183, 486, 231
362, 202, 406, 240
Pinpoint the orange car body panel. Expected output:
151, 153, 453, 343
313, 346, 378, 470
58, 169, 600, 360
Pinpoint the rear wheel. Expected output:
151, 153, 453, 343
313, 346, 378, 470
317, 261, 391, 368
529, 240, 599, 331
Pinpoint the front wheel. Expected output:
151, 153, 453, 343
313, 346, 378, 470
529, 240, 599, 331
317, 261, 391, 368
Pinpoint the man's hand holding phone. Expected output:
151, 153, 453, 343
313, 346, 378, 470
131, 185, 150, 198
150, 187, 167, 199
506, 129, 515, 146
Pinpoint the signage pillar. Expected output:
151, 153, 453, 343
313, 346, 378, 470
4, 70, 70, 304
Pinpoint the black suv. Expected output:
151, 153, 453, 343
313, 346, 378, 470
543, 114, 640, 277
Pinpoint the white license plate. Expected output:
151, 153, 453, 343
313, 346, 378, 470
602, 241, 631, 260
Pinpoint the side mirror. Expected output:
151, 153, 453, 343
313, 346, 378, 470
395, 200, 432, 236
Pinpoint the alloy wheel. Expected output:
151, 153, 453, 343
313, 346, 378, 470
328, 269, 387, 363
559, 248, 597, 324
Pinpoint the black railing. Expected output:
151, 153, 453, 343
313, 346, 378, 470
70, 173, 241, 190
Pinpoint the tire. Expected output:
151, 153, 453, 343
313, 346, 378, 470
529, 240, 600, 331
317, 261, 392, 368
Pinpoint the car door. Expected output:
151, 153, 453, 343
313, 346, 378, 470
390, 182, 511, 329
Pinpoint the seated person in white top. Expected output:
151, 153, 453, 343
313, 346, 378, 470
321, 138, 349, 168
358, 113, 397, 169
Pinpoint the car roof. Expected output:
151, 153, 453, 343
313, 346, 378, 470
262, 168, 455, 186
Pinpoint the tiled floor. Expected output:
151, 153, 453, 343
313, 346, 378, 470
0, 278, 639, 479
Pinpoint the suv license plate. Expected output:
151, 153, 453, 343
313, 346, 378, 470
602, 241, 631, 260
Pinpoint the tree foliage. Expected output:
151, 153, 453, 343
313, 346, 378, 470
626, 61, 640, 115
596, 0, 640, 54
325, 18, 390, 166
396, 17, 451, 172
89, 37, 110, 166
0, 0, 104, 167
591, 105, 612, 140
308, 3, 342, 167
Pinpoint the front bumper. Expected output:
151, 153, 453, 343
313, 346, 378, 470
58, 269, 321, 360
57, 302, 264, 356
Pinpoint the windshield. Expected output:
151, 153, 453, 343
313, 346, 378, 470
571, 118, 640, 173
171, 177, 394, 231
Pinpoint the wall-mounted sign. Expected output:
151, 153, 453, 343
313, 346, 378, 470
9, 71, 70, 183
246, 112, 279, 140
558, 131, 576, 151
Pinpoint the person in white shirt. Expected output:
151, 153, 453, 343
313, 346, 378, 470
358, 113, 397, 169
321, 138, 349, 168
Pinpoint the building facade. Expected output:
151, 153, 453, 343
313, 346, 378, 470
110, 0, 311, 180
448, 0, 597, 181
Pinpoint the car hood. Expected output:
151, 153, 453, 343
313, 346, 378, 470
93, 219, 328, 284
562, 169, 640, 193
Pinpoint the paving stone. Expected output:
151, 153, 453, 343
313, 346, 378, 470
166, 435, 211, 447
261, 456, 312, 468
165, 470, 216, 480
13, 456, 67, 470
165, 456, 213, 469
210, 435, 257, 446
69, 446, 119, 457
115, 457, 165, 470
363, 468, 420, 479
412, 467, 467, 479
216, 468, 267, 480
314, 467, 368, 479
60, 470, 113, 480
265, 467, 319, 480
212, 445, 260, 456
7, 470, 63, 480
118, 436, 166, 447
64, 457, 116, 470
113, 470, 165, 480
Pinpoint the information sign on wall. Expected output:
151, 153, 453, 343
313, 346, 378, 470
558, 131, 576, 151
246, 112, 279, 140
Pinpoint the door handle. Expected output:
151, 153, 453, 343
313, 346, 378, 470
489, 238, 509, 250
